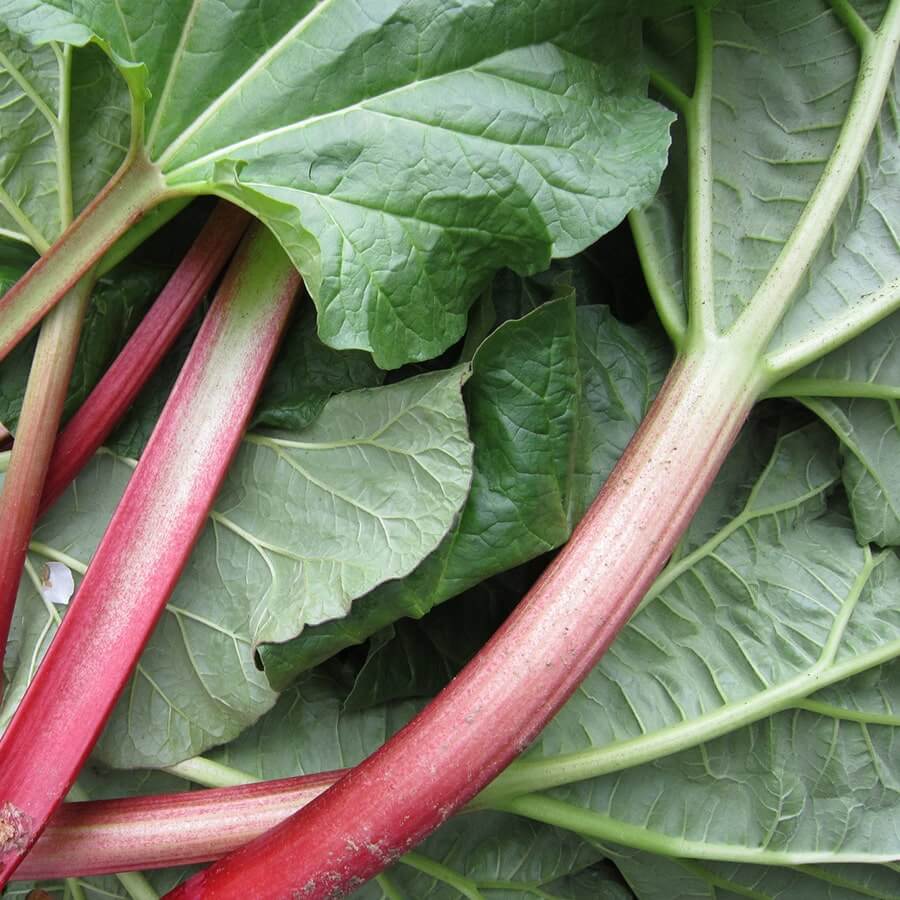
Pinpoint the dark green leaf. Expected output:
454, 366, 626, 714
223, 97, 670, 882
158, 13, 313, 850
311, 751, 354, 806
260, 297, 669, 689
1, 0, 673, 367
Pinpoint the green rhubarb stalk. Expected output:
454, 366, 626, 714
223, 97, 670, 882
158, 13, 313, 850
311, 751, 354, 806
0, 276, 94, 692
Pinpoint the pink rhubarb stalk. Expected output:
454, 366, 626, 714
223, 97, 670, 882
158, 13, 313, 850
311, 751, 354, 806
0, 278, 95, 693
38, 200, 250, 513
17, 773, 339, 880
167, 347, 762, 899
0, 224, 300, 885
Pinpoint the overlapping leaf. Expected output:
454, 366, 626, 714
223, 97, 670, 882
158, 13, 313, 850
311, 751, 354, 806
0, 0, 674, 367
259, 296, 670, 688
1, 368, 472, 766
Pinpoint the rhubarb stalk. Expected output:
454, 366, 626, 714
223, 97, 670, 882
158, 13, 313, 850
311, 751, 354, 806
0, 154, 169, 364
0, 278, 94, 686
0, 223, 300, 885
166, 347, 761, 899
0, 200, 247, 695
38, 200, 250, 513
17, 774, 338, 881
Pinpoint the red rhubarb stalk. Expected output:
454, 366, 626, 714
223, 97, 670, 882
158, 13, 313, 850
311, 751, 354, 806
0, 223, 300, 885
17, 773, 339, 880
167, 347, 762, 899
38, 200, 250, 513
0, 202, 247, 691
0, 278, 95, 692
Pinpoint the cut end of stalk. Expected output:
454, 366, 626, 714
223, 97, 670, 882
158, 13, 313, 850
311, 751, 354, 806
0, 803, 31, 855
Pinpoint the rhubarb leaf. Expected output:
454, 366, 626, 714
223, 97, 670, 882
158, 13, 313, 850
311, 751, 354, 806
639, 2, 900, 366
506, 424, 900, 863
609, 847, 900, 900
251, 304, 384, 433
803, 397, 900, 547
0, 31, 130, 247
0, 0, 674, 367
259, 297, 669, 688
1, 369, 472, 765
236, 366, 473, 645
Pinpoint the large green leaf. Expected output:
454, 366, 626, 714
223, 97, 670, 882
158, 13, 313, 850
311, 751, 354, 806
499, 424, 900, 864
636, 1, 900, 370
1, 368, 472, 766
259, 296, 670, 688
236, 367, 473, 645
0, 0, 673, 367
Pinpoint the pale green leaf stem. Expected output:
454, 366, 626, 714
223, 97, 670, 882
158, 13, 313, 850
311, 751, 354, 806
161, 757, 259, 789
629, 208, 687, 347
500, 791, 898, 865
398, 854, 484, 900
764, 277, 900, 379
683, 5, 717, 342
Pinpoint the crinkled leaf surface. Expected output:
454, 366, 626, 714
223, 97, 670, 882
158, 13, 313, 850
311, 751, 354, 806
0, 32, 130, 246
637, 1, 900, 363
238, 367, 473, 645
1, 368, 471, 766
507, 424, 900, 863
0, 0, 674, 367
609, 846, 900, 900
804, 397, 900, 547
260, 296, 669, 688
